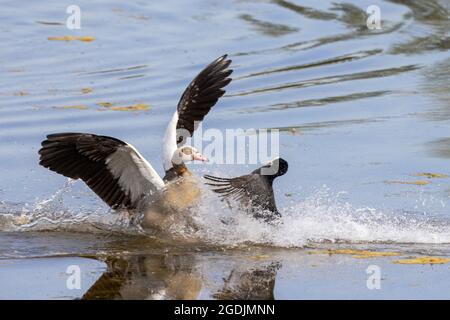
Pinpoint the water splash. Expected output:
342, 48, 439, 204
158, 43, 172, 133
1, 183, 449, 247
186, 188, 450, 247
0, 179, 142, 234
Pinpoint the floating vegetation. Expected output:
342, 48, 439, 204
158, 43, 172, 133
47, 36, 95, 42
384, 180, 430, 186
248, 255, 270, 260
80, 87, 93, 94
52, 102, 150, 112
98, 103, 150, 111
384, 173, 448, 185
414, 172, 448, 179
393, 257, 450, 265
308, 249, 400, 258
7, 68, 25, 73
96, 102, 113, 107
54, 105, 88, 110
36, 21, 64, 26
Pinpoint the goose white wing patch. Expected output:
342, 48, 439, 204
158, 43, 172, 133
39, 133, 164, 209
107, 144, 165, 204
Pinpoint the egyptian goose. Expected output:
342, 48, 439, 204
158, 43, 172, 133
38, 55, 232, 228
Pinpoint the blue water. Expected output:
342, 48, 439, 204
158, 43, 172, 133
0, 0, 449, 299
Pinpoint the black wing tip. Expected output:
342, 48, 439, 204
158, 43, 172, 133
211, 54, 232, 70
214, 56, 233, 84
45, 132, 83, 139
218, 54, 229, 61
175, 55, 233, 136
41, 133, 84, 148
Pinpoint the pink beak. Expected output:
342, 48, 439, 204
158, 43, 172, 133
193, 153, 209, 162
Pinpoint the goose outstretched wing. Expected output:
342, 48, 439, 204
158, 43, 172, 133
39, 133, 165, 209
162, 55, 233, 171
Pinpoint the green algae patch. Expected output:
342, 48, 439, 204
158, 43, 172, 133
309, 249, 401, 259
385, 180, 430, 186
414, 172, 448, 179
393, 257, 450, 265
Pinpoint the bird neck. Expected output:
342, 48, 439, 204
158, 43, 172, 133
163, 162, 190, 182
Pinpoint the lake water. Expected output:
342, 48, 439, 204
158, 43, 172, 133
0, 0, 449, 299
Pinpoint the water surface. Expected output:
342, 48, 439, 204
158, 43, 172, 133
0, 0, 449, 299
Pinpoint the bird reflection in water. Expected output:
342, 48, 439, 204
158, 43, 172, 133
83, 254, 280, 300
213, 262, 280, 300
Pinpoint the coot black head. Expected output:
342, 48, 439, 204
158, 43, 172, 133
253, 157, 288, 178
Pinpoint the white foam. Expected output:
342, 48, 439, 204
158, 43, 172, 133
1, 183, 450, 246
0, 179, 141, 234
185, 188, 450, 247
